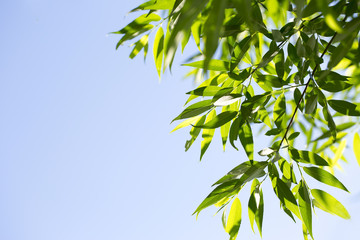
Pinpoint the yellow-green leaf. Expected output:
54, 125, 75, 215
311, 189, 350, 219
354, 133, 360, 166
226, 198, 242, 239
303, 166, 349, 192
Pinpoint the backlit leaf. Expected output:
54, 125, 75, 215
311, 189, 350, 219
303, 167, 349, 192
226, 198, 242, 240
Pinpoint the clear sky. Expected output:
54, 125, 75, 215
0, 1, 359, 240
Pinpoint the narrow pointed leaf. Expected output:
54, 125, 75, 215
153, 27, 164, 77
289, 148, 329, 166
311, 189, 350, 219
298, 180, 313, 238
328, 100, 360, 116
226, 197, 242, 239
353, 133, 360, 166
303, 167, 349, 192
239, 121, 254, 160
200, 110, 216, 160
196, 111, 238, 129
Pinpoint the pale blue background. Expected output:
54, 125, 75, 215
0, 1, 359, 240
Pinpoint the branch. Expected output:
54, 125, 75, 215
278, 32, 338, 150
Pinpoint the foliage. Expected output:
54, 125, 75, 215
115, 0, 360, 239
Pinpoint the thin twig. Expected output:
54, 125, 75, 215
278, 32, 338, 150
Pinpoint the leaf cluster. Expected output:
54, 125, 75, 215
115, 0, 360, 239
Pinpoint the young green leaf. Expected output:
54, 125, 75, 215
183, 59, 231, 71
185, 115, 206, 151
255, 186, 264, 237
226, 198, 242, 240
303, 166, 349, 192
353, 133, 360, 166
129, 35, 149, 59
200, 110, 216, 160
171, 115, 203, 133
311, 189, 350, 219
153, 27, 164, 78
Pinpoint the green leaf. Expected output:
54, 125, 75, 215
191, 20, 202, 52
315, 70, 352, 92
165, 0, 209, 69
248, 180, 259, 233
203, 0, 227, 70
214, 95, 241, 107
303, 167, 349, 192
328, 32, 358, 69
271, 176, 301, 220
153, 27, 164, 78
298, 180, 313, 238
172, 100, 213, 122
185, 115, 206, 151
274, 49, 285, 78
131, 0, 176, 11
353, 133, 360, 166
239, 121, 254, 160
236, 162, 267, 188
200, 109, 216, 160
229, 116, 242, 150
273, 93, 286, 129
311, 189, 350, 219
193, 179, 239, 215
226, 198, 242, 240
187, 86, 224, 96
114, 13, 161, 35
171, 115, 203, 133
183, 59, 231, 71
255, 186, 264, 237
129, 35, 149, 59
279, 159, 297, 183
328, 100, 360, 116
289, 148, 329, 166
231, 35, 253, 71
196, 111, 238, 129
304, 93, 317, 114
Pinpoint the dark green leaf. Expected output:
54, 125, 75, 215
172, 100, 213, 121
289, 148, 329, 166
328, 100, 360, 116
315, 70, 352, 92
196, 111, 238, 129
193, 179, 239, 215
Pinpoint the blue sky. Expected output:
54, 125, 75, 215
0, 1, 359, 240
